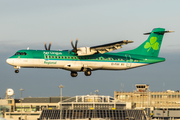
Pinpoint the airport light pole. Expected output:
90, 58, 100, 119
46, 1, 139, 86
59, 85, 64, 120
20, 88, 24, 120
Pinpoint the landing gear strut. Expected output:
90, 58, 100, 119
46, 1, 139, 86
14, 66, 20, 73
71, 71, 78, 77
84, 69, 91, 76
15, 70, 19, 73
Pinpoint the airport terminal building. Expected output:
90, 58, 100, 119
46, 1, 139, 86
114, 84, 180, 109
1, 94, 146, 120
2, 84, 180, 120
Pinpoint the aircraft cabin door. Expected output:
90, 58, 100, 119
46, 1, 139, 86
125, 54, 132, 67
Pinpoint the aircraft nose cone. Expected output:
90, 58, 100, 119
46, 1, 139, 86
6, 58, 13, 65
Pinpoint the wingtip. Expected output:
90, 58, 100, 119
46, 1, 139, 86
168, 30, 174, 33
123, 40, 133, 43
128, 40, 133, 43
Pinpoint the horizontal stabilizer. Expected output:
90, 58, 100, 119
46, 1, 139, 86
144, 30, 174, 35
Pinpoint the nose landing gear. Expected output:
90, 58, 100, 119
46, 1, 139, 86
15, 70, 19, 73
14, 66, 20, 73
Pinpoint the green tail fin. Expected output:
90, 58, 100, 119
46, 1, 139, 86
120, 28, 169, 57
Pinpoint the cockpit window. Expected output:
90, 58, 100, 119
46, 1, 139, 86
15, 52, 19, 55
15, 52, 27, 55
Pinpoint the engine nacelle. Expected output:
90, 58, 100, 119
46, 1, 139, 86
77, 47, 97, 56
64, 63, 83, 71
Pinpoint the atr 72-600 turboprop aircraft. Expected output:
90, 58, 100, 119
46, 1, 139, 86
6, 28, 173, 77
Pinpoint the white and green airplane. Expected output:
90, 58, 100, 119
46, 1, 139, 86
6, 28, 173, 77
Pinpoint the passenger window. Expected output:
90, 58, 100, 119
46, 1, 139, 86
62, 56, 64, 59
24, 52, 27, 55
68, 56, 70, 59
59, 56, 61, 59
65, 56, 67, 59
71, 57, 73, 59
101, 58, 103, 60
49, 56, 51, 58
52, 56, 54, 58
21, 52, 24, 55
55, 56, 57, 58
46, 56, 48, 58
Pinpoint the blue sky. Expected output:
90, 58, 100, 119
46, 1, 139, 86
0, 0, 180, 98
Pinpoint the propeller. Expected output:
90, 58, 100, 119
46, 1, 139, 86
71, 38, 79, 53
44, 42, 52, 50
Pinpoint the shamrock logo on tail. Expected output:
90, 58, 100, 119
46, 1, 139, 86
144, 37, 159, 52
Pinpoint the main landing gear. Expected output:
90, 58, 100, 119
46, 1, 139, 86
70, 69, 92, 77
84, 69, 91, 76
15, 69, 19, 73
71, 71, 78, 77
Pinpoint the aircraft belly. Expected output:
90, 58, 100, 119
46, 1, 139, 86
81, 61, 103, 70
102, 62, 126, 70
11, 58, 148, 70
91, 62, 148, 70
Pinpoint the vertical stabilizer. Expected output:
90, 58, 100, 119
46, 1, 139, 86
120, 28, 172, 57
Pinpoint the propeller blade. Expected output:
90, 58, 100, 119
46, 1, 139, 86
48, 42, 52, 50
71, 39, 75, 49
44, 42, 48, 50
71, 39, 79, 53
75, 38, 78, 49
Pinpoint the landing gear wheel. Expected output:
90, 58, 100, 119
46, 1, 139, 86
15, 70, 19, 73
84, 70, 91, 76
71, 72, 78, 77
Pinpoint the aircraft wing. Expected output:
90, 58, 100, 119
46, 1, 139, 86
90, 40, 133, 54
71, 39, 133, 56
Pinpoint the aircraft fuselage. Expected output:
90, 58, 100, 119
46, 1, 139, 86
6, 49, 165, 74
